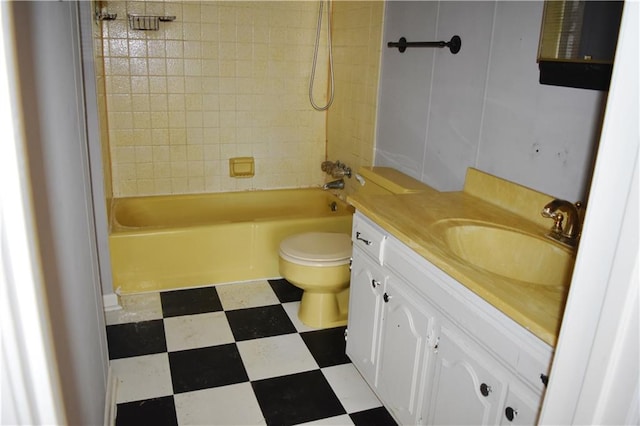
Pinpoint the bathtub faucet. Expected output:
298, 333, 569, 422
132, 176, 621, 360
321, 160, 352, 179
323, 179, 345, 190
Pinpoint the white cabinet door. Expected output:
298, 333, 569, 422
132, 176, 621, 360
345, 248, 385, 385
427, 321, 508, 425
499, 381, 542, 425
377, 276, 436, 425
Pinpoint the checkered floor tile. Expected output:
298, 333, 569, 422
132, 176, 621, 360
106, 279, 397, 426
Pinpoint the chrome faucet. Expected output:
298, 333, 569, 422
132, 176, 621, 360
541, 199, 583, 247
323, 178, 345, 190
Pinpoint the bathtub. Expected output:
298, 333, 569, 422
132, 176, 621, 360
109, 189, 354, 294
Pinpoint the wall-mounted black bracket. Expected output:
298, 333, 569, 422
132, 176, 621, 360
387, 35, 461, 54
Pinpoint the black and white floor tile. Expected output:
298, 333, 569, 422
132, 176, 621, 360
106, 279, 397, 426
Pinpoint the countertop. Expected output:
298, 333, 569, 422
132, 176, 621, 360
348, 169, 573, 347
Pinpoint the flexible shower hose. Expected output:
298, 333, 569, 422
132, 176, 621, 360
309, 0, 335, 111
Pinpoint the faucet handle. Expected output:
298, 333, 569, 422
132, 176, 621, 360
541, 206, 564, 234
321, 161, 336, 173
551, 213, 564, 234
541, 207, 558, 219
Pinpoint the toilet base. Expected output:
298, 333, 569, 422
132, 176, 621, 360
298, 287, 349, 329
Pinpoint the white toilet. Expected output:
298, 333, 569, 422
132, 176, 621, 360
278, 166, 432, 328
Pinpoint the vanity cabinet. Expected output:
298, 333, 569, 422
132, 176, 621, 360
346, 248, 438, 425
346, 212, 552, 425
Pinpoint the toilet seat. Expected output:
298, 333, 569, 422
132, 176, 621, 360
279, 232, 351, 267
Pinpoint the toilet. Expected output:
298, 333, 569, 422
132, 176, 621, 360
278, 167, 432, 328
279, 232, 352, 328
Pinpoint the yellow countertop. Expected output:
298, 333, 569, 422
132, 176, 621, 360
348, 169, 572, 347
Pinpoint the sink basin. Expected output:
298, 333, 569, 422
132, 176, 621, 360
437, 220, 576, 287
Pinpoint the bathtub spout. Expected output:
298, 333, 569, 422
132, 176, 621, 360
323, 179, 345, 190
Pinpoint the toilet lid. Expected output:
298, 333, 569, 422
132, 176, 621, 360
279, 232, 352, 264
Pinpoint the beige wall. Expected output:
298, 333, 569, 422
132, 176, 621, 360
96, 0, 382, 197
327, 0, 383, 186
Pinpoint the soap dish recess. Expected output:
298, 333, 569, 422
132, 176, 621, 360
229, 157, 255, 178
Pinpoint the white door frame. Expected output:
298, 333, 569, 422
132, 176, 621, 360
539, 2, 639, 424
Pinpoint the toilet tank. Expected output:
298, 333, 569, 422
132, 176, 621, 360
356, 167, 432, 195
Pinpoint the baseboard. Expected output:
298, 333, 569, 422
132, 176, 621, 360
104, 366, 118, 426
103, 293, 122, 312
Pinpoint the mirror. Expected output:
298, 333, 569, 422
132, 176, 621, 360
537, 1, 623, 90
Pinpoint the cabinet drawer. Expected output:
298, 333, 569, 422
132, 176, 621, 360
515, 348, 551, 393
352, 212, 387, 265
